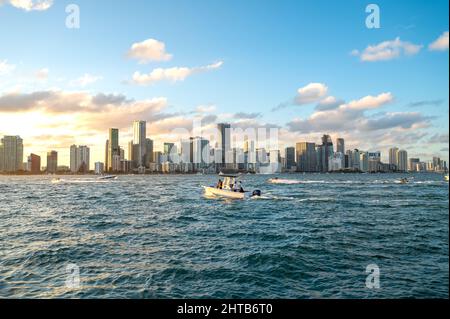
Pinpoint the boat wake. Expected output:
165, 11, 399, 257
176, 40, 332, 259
267, 178, 301, 184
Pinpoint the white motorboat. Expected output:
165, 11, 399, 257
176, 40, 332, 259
203, 172, 261, 199
98, 175, 118, 180
445, 175, 449, 182
267, 177, 301, 184
51, 177, 62, 184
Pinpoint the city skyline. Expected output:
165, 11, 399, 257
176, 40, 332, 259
0, 0, 448, 167
0, 120, 448, 174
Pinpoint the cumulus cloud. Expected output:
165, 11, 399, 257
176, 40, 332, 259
353, 37, 422, 62
295, 83, 328, 105
343, 92, 393, 111
287, 92, 395, 133
127, 38, 173, 64
429, 31, 449, 51
315, 96, 345, 111
0, 90, 166, 120
195, 104, 216, 113
1, 0, 53, 11
0, 59, 16, 75
131, 61, 223, 86
359, 112, 431, 131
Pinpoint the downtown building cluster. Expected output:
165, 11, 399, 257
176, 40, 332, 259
0, 127, 448, 174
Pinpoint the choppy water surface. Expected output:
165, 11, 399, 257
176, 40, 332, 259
0, 173, 448, 298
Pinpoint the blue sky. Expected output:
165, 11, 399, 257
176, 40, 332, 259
0, 0, 448, 165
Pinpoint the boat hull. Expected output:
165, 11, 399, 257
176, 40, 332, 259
203, 186, 245, 199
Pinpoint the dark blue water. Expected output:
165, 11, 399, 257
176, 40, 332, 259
0, 173, 448, 298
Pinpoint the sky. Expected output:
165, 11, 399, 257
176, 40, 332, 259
0, 0, 448, 168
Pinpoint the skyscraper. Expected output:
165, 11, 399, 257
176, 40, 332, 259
217, 123, 231, 166
27, 153, 41, 174
0, 136, 23, 172
46, 151, 58, 174
133, 120, 146, 167
145, 138, 154, 165
107, 128, 119, 172
70, 145, 90, 173
336, 138, 345, 154
409, 158, 420, 172
397, 150, 408, 172
192, 137, 210, 169
389, 147, 399, 168
319, 135, 333, 172
285, 147, 296, 170
296, 142, 317, 172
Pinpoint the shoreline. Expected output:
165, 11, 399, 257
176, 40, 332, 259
0, 171, 447, 177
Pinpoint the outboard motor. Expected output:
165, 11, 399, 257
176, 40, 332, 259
251, 189, 261, 197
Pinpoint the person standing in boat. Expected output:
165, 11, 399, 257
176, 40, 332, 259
238, 181, 245, 193
216, 179, 223, 189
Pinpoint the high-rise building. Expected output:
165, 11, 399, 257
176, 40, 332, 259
0, 136, 23, 172
351, 149, 360, 170
153, 151, 162, 164
27, 153, 41, 174
94, 162, 104, 175
70, 145, 90, 173
180, 139, 191, 163
217, 123, 231, 166
105, 140, 109, 171
107, 128, 119, 171
397, 150, 408, 172
145, 138, 154, 165
328, 152, 344, 171
46, 151, 58, 174
389, 147, 399, 168
192, 137, 210, 169
359, 151, 369, 172
296, 142, 316, 172
285, 147, 296, 170
409, 158, 420, 172
133, 120, 146, 167
0, 143, 3, 172
319, 135, 334, 172
336, 138, 345, 154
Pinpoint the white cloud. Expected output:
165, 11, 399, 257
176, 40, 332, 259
35, 68, 49, 79
353, 37, 422, 62
132, 61, 223, 86
3, 0, 53, 11
343, 92, 394, 111
315, 96, 345, 111
429, 31, 449, 51
0, 59, 16, 75
195, 104, 216, 113
72, 74, 103, 87
127, 38, 173, 64
287, 92, 395, 134
294, 83, 328, 105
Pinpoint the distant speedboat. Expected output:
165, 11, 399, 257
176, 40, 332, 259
203, 172, 261, 199
51, 178, 62, 184
267, 177, 301, 184
445, 175, 449, 182
399, 177, 409, 184
98, 175, 117, 180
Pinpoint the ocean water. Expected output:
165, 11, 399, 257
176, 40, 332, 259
0, 173, 448, 298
